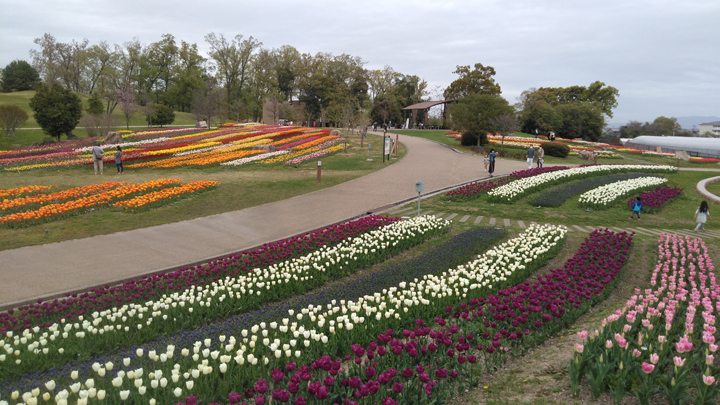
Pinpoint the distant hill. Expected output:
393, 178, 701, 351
676, 116, 720, 129
608, 116, 720, 130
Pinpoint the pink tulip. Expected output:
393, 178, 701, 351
575, 344, 584, 353
704, 375, 716, 386
673, 356, 686, 367
650, 353, 659, 364
641, 362, 655, 373
707, 355, 715, 366
577, 331, 588, 339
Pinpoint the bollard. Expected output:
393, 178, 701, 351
317, 160, 322, 183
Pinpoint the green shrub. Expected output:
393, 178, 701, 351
542, 141, 570, 158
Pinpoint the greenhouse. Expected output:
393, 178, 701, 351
621, 136, 720, 158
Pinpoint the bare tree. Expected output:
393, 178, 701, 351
191, 88, 222, 127
0, 106, 28, 138
489, 113, 519, 150
115, 86, 135, 129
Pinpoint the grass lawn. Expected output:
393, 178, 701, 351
415, 170, 718, 230
0, 133, 406, 251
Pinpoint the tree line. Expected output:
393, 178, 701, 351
0, 32, 625, 143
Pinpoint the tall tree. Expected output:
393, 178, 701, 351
1, 60, 40, 92
205, 32, 262, 113
620, 121, 643, 138
443, 63, 501, 100
170, 41, 206, 112
30, 34, 89, 93
29, 83, 83, 140
449, 94, 514, 147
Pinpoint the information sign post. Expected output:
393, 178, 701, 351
415, 181, 424, 217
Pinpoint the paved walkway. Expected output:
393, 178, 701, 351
0, 133, 529, 308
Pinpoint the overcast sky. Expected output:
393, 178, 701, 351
1, 0, 718, 125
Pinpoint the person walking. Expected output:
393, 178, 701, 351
537, 146, 544, 168
535, 129, 538, 139
115, 146, 124, 174
488, 149, 497, 177
91, 142, 104, 175
483, 154, 490, 172
694, 200, 710, 232
629, 196, 642, 220
526, 146, 535, 169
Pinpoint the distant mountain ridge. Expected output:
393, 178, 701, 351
608, 116, 720, 130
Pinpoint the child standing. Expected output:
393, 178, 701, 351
629, 196, 642, 220
483, 154, 489, 172
115, 146, 124, 174
694, 200, 710, 232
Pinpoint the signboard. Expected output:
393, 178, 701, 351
384, 137, 391, 155
675, 150, 690, 161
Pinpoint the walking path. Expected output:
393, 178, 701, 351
0, 133, 528, 309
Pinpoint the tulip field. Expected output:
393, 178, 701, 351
0, 154, 716, 404
0, 125, 345, 172
2, 200, 680, 405
0, 180, 219, 227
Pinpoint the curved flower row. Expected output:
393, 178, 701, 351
0, 216, 449, 379
0, 224, 566, 404
570, 233, 718, 404
446, 166, 575, 201
113, 181, 220, 212
487, 164, 676, 203
577, 176, 668, 208
220, 151, 290, 166
285, 144, 344, 166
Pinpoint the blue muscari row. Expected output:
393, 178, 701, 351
1, 227, 506, 396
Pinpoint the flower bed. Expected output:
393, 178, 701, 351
1, 182, 125, 213
284, 141, 344, 165
488, 164, 676, 203
0, 186, 51, 199
570, 233, 718, 404
625, 186, 683, 213
531, 172, 653, 207
113, 181, 220, 212
0, 216, 448, 380
445, 166, 575, 202
0, 226, 507, 399
0, 216, 396, 337
578, 176, 667, 209
0, 179, 184, 228
0, 224, 567, 404
0, 126, 345, 172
